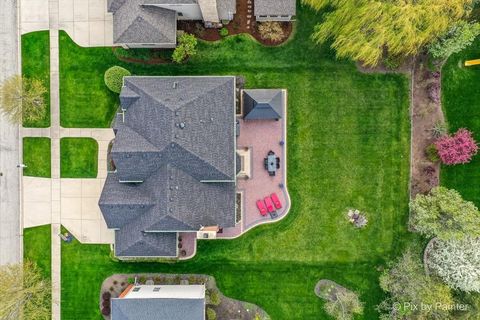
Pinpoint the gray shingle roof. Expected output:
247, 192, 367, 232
115, 230, 177, 257
111, 297, 204, 320
109, 0, 177, 45
243, 89, 283, 120
217, 0, 236, 20
99, 76, 237, 258
254, 0, 296, 16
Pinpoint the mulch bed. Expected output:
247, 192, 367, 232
409, 54, 444, 198
111, 47, 171, 65
314, 279, 349, 302
179, 20, 292, 46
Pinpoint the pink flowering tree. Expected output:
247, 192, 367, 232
434, 129, 478, 165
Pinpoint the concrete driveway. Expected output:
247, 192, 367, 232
21, 0, 113, 47
23, 177, 114, 244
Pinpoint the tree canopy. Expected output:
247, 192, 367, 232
303, 0, 475, 66
410, 187, 480, 240
427, 238, 480, 293
378, 250, 453, 320
0, 75, 47, 124
0, 261, 51, 320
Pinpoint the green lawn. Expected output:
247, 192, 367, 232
60, 138, 98, 178
441, 38, 480, 206
24, 225, 51, 279
60, 6, 413, 319
23, 137, 51, 178
22, 31, 50, 128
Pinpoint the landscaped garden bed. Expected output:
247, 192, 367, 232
100, 274, 270, 319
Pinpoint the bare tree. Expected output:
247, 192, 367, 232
0, 261, 51, 320
0, 75, 47, 124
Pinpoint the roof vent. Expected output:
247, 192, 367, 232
210, 117, 214, 122
179, 122, 185, 129
173, 82, 178, 89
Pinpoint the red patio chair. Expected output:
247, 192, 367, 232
270, 193, 282, 209
264, 197, 275, 213
256, 200, 267, 216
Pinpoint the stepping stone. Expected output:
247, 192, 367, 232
247, 25, 250, 29
247, 20, 250, 24
247, 15, 251, 18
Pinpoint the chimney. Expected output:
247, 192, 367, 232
198, 0, 220, 23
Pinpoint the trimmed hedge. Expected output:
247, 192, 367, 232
104, 66, 131, 93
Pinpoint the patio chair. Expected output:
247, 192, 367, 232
270, 193, 282, 209
269, 171, 275, 176
264, 197, 275, 213
256, 200, 268, 216
276, 157, 280, 169
268, 150, 275, 156
264, 158, 268, 169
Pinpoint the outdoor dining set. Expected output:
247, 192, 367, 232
264, 150, 280, 176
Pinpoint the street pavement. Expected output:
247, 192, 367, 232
0, 0, 22, 266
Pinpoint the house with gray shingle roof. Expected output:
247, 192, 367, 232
111, 284, 205, 319
107, 0, 295, 48
254, 0, 296, 21
99, 76, 237, 258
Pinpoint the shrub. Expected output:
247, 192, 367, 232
138, 276, 146, 284
102, 300, 110, 308
427, 238, 480, 293
104, 66, 131, 93
102, 291, 111, 300
257, 22, 284, 42
113, 280, 118, 285
425, 143, 440, 162
210, 290, 221, 306
219, 27, 229, 37
427, 82, 440, 103
409, 187, 480, 241
127, 277, 135, 284
429, 21, 480, 59
172, 33, 197, 63
434, 128, 478, 165
431, 121, 448, 138
324, 290, 364, 320
101, 306, 111, 316
206, 307, 217, 320
383, 55, 402, 70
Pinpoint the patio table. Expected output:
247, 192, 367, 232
267, 154, 277, 174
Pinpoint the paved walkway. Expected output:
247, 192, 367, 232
0, 0, 22, 266
20, 0, 113, 47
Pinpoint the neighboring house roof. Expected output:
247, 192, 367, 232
108, 0, 177, 45
217, 0, 236, 20
99, 76, 237, 257
243, 89, 283, 120
111, 285, 205, 320
254, 0, 296, 16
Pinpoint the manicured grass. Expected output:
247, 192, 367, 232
23, 137, 51, 178
22, 31, 50, 128
24, 225, 51, 279
24, 225, 51, 319
60, 138, 98, 178
441, 38, 480, 206
59, 6, 413, 319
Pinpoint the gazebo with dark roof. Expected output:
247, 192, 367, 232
242, 89, 284, 120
